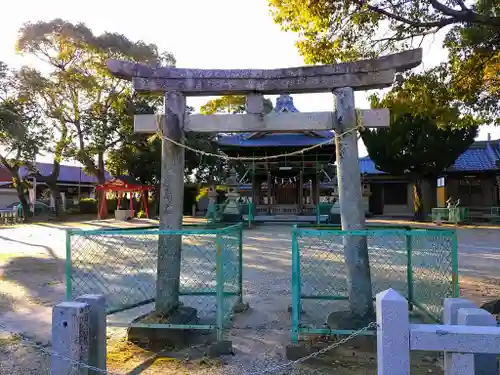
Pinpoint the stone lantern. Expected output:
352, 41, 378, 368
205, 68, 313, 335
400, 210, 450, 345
222, 168, 242, 223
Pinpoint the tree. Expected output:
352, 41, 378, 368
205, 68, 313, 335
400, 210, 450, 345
16, 19, 175, 185
106, 103, 228, 185
269, 0, 500, 120
361, 69, 480, 220
269, 0, 500, 63
0, 61, 50, 217
200, 95, 273, 114
17, 68, 72, 214
445, 4, 500, 123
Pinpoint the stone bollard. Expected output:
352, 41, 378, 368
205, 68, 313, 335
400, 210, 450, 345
458, 308, 499, 375
443, 298, 477, 375
376, 288, 410, 375
76, 295, 106, 375
52, 301, 90, 375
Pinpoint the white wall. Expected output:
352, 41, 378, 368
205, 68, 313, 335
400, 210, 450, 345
0, 189, 19, 208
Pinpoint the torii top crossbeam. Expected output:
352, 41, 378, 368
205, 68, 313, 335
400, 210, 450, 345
107, 49, 422, 96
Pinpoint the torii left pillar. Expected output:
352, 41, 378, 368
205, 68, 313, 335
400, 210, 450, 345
156, 91, 185, 314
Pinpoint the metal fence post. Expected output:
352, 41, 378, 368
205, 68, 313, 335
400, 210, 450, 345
76, 295, 106, 375
405, 231, 414, 311
376, 289, 410, 375
291, 227, 301, 343
450, 232, 459, 297
215, 232, 224, 341
238, 225, 243, 304
316, 203, 320, 225
65, 230, 72, 300
52, 301, 90, 375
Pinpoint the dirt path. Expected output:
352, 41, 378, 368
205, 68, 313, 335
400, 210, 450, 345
0, 220, 499, 374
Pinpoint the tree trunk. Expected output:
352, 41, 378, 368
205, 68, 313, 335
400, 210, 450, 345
413, 179, 425, 221
12, 176, 31, 221
97, 153, 106, 184
46, 180, 62, 216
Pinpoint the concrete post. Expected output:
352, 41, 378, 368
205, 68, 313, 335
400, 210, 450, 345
458, 308, 498, 375
376, 289, 410, 375
75, 295, 106, 375
443, 298, 477, 372
156, 91, 186, 314
52, 301, 90, 375
443, 298, 476, 325
333, 87, 373, 318
444, 353, 475, 375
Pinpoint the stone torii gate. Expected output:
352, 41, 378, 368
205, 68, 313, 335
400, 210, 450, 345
107, 48, 422, 320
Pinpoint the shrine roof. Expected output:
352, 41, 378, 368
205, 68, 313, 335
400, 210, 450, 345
217, 131, 334, 148
216, 94, 335, 148
446, 140, 500, 172
96, 175, 151, 191
18, 162, 112, 184
359, 139, 500, 175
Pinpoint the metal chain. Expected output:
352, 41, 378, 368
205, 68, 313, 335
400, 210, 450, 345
244, 321, 378, 375
0, 321, 377, 375
0, 322, 123, 375
154, 114, 364, 162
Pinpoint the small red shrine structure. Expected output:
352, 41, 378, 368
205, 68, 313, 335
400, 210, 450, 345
96, 176, 151, 219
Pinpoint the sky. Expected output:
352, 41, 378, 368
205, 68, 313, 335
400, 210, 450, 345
1, 0, 499, 163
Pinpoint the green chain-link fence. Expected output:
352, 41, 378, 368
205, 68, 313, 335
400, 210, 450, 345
291, 225, 458, 342
66, 223, 243, 339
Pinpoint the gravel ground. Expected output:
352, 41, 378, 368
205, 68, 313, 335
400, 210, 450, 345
0, 219, 499, 374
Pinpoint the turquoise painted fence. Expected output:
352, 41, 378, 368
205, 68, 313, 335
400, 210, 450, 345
66, 223, 243, 339
291, 225, 459, 342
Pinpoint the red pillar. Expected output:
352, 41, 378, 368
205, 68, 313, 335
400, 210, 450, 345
98, 190, 108, 219
129, 191, 134, 217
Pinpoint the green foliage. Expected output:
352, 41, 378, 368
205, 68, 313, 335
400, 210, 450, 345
269, 0, 500, 120
361, 69, 479, 219
361, 115, 478, 177
369, 66, 484, 128
78, 198, 98, 214
0, 61, 51, 216
16, 19, 174, 183
106, 94, 266, 185
363, 69, 480, 177
270, 0, 500, 63
200, 95, 273, 114
79, 197, 147, 215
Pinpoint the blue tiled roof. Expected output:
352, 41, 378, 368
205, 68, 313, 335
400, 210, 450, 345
19, 162, 112, 184
446, 141, 500, 172
359, 140, 500, 175
217, 131, 334, 147
359, 156, 384, 175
